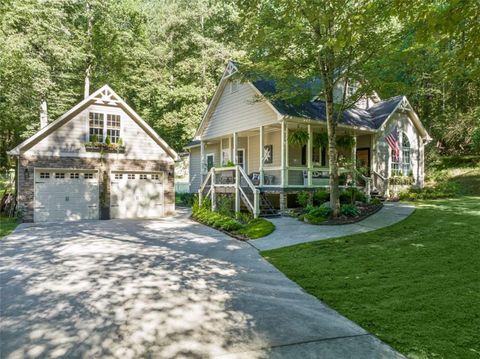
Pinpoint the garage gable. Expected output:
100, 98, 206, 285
9, 85, 179, 161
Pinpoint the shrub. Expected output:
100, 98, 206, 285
217, 194, 234, 216
341, 204, 360, 217
313, 189, 329, 205
296, 191, 310, 208
307, 205, 332, 218
304, 214, 328, 224
236, 218, 275, 239
237, 211, 253, 224
177, 193, 195, 207
340, 187, 366, 204
399, 182, 458, 201
220, 219, 243, 231
472, 127, 480, 153
369, 197, 382, 205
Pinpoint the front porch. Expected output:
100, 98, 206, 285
198, 119, 383, 217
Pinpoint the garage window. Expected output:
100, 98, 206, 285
151, 174, 159, 180
55, 173, 65, 179
40, 172, 50, 179
128, 174, 135, 179
70, 173, 79, 179
114, 173, 123, 179
84, 173, 94, 179
140, 174, 147, 180
89, 112, 104, 142
107, 114, 121, 143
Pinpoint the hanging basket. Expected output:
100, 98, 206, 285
313, 132, 328, 148
337, 134, 355, 150
288, 128, 309, 146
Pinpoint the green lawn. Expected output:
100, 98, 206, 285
262, 191, 480, 357
0, 216, 18, 237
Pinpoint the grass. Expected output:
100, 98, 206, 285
261, 171, 480, 358
0, 216, 18, 238
235, 218, 275, 239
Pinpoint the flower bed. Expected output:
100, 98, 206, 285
192, 198, 275, 240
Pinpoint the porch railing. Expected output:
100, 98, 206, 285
198, 165, 260, 218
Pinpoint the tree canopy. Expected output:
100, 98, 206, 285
1, 0, 479, 170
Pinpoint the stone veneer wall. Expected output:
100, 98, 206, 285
18, 155, 175, 222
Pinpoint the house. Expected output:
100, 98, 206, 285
186, 61, 431, 217
8, 85, 179, 223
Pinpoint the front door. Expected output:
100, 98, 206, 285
356, 148, 371, 172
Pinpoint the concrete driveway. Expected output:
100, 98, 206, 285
0, 210, 403, 358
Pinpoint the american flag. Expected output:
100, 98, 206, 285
385, 127, 400, 160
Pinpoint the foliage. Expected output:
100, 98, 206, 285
0, 0, 241, 170
236, 218, 275, 239
399, 182, 458, 201
287, 128, 309, 146
216, 194, 234, 216
313, 132, 328, 148
0, 216, 18, 238
369, 197, 382, 206
306, 205, 332, 219
471, 127, 480, 153
237, 211, 253, 224
388, 176, 414, 186
262, 193, 480, 359
340, 187, 366, 204
176, 192, 196, 207
340, 204, 360, 217
312, 189, 329, 205
192, 197, 274, 239
296, 191, 310, 208
336, 135, 355, 150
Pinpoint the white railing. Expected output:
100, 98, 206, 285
372, 170, 388, 197
354, 169, 372, 201
198, 165, 260, 218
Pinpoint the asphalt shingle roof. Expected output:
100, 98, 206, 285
253, 79, 404, 130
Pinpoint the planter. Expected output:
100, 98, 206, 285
85, 144, 126, 153
100, 207, 110, 220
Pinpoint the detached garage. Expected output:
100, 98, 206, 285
8, 85, 179, 223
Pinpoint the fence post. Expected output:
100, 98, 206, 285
198, 189, 202, 207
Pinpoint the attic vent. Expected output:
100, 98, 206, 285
230, 80, 239, 94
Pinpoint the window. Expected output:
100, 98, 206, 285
84, 173, 93, 179
106, 114, 121, 143
206, 154, 214, 171
312, 147, 320, 163
139, 174, 147, 180
151, 174, 160, 180
237, 149, 245, 169
402, 133, 411, 175
89, 112, 104, 142
230, 80, 239, 93
128, 173, 135, 179
321, 148, 327, 167
55, 173, 65, 179
70, 173, 79, 179
347, 82, 357, 97
114, 173, 123, 180
40, 172, 50, 179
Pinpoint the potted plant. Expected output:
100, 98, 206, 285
288, 128, 309, 146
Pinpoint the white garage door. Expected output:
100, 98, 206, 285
34, 170, 99, 222
110, 172, 164, 219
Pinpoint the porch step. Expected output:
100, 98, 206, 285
370, 189, 386, 201
260, 193, 280, 217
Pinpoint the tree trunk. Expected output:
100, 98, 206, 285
326, 87, 340, 216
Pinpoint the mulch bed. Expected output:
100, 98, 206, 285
318, 204, 383, 225
189, 215, 250, 241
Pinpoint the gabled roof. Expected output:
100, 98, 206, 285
8, 85, 179, 161
192, 60, 430, 145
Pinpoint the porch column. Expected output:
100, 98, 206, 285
200, 140, 206, 178
233, 132, 238, 165
351, 135, 357, 186
281, 121, 287, 186
220, 138, 223, 166
259, 125, 264, 186
307, 124, 313, 186
229, 136, 232, 164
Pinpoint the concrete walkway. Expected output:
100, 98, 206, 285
252, 202, 415, 251
0, 210, 404, 358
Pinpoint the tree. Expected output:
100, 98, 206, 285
238, 0, 391, 216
